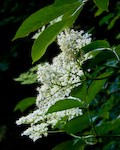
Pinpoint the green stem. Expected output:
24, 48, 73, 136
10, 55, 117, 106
113, 47, 120, 61
48, 130, 64, 134
87, 107, 98, 138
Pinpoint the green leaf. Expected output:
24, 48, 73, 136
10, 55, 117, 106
31, 1, 83, 63
99, 13, 114, 26
116, 33, 120, 40
115, 44, 120, 59
101, 97, 114, 113
62, 2, 83, 22
14, 65, 37, 84
14, 97, 35, 112
93, 0, 109, 11
86, 74, 107, 103
13, 1, 81, 40
87, 49, 117, 68
52, 139, 85, 150
64, 113, 90, 134
108, 15, 120, 30
96, 119, 120, 135
81, 40, 110, 54
95, 8, 104, 17
31, 21, 67, 63
47, 99, 83, 114
71, 81, 87, 101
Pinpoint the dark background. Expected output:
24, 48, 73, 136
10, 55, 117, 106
0, 0, 119, 149
0, 1, 65, 149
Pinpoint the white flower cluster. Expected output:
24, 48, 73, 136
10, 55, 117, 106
57, 29, 91, 55
16, 28, 92, 141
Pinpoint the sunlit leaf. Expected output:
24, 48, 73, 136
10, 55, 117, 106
31, 2, 83, 63
13, 1, 81, 40
81, 40, 110, 54
47, 99, 83, 114
31, 21, 66, 63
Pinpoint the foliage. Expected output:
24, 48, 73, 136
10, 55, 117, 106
14, 97, 36, 113
96, 1, 120, 30
93, 0, 109, 11
0, 125, 7, 142
13, 0, 84, 63
14, 65, 38, 85
0, 0, 44, 74
14, 0, 120, 149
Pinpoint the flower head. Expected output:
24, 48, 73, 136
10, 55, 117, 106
16, 28, 92, 141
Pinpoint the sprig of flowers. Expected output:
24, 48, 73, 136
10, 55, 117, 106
16, 28, 92, 141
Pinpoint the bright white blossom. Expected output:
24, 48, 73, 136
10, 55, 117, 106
16, 28, 92, 141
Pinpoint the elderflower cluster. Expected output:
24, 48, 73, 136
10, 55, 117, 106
57, 29, 91, 55
16, 28, 92, 141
